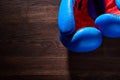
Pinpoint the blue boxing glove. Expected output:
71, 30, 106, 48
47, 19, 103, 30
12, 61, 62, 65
58, 0, 102, 52
116, 0, 120, 9
58, 0, 75, 35
95, 0, 120, 38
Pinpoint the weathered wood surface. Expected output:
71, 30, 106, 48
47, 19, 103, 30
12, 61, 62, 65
0, 0, 120, 80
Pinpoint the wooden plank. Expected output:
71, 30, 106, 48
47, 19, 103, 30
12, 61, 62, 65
0, 57, 120, 76
0, 0, 120, 80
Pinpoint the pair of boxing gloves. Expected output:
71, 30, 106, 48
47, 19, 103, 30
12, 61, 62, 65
58, 0, 120, 52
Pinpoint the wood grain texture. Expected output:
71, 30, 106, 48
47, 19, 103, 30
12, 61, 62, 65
0, 0, 120, 80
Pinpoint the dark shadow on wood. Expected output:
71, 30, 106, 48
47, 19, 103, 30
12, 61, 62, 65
68, 37, 120, 80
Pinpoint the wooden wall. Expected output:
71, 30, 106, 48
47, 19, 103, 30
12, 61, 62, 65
0, 0, 120, 80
